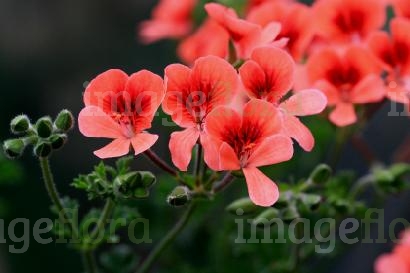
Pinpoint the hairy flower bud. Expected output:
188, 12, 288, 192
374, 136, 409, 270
54, 110, 74, 132
309, 164, 332, 184
36, 117, 53, 138
3, 138, 25, 159
167, 186, 191, 207
10, 115, 30, 134
226, 197, 258, 215
50, 134, 68, 150
34, 141, 53, 158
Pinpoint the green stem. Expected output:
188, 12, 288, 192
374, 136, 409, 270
90, 198, 115, 240
39, 157, 78, 238
193, 144, 203, 186
82, 251, 98, 273
213, 172, 235, 193
136, 202, 197, 273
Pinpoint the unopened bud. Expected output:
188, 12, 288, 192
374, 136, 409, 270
226, 197, 258, 215
167, 186, 191, 207
139, 171, 156, 188
309, 164, 332, 184
36, 117, 53, 138
3, 139, 25, 159
34, 141, 52, 158
54, 110, 74, 132
10, 115, 30, 134
50, 134, 67, 150
253, 208, 280, 227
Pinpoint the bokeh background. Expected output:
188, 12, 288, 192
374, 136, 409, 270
0, 0, 410, 272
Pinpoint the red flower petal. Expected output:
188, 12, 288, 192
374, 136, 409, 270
84, 69, 128, 107
243, 167, 279, 207
247, 135, 294, 167
130, 133, 159, 156
329, 102, 357, 127
78, 106, 123, 139
242, 99, 282, 137
350, 75, 385, 104
374, 254, 407, 273
169, 127, 200, 171
94, 138, 131, 159
281, 114, 315, 152
126, 70, 165, 132
280, 89, 327, 116
205, 106, 242, 141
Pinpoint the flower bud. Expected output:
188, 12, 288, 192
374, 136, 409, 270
309, 164, 332, 184
282, 206, 300, 222
34, 141, 52, 158
36, 117, 53, 138
298, 193, 321, 210
3, 139, 25, 159
10, 115, 30, 134
226, 197, 258, 215
114, 172, 153, 199
50, 134, 67, 150
389, 163, 410, 178
167, 186, 191, 207
253, 208, 280, 228
54, 110, 74, 132
139, 171, 156, 188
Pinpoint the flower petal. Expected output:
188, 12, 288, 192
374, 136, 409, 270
242, 99, 282, 137
247, 135, 294, 167
126, 70, 165, 131
375, 254, 407, 273
350, 75, 385, 104
280, 89, 327, 116
94, 139, 131, 159
205, 106, 242, 140
313, 80, 340, 105
78, 106, 123, 138
281, 114, 315, 152
249, 46, 295, 102
243, 167, 279, 207
191, 55, 238, 108
130, 133, 159, 156
219, 142, 241, 170
239, 60, 267, 99
84, 69, 128, 107
169, 127, 200, 171
329, 102, 357, 127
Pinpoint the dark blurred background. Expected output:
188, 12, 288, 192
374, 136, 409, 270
0, 1, 410, 273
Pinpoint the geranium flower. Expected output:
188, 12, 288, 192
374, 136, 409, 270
204, 3, 287, 59
313, 0, 386, 44
203, 99, 294, 206
305, 46, 385, 126
139, 0, 197, 44
239, 46, 327, 151
163, 56, 238, 171
392, 0, 410, 19
78, 69, 164, 158
367, 18, 410, 106
246, 1, 314, 61
375, 229, 410, 273
177, 19, 229, 65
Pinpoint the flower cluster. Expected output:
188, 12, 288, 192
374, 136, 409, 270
140, 0, 410, 126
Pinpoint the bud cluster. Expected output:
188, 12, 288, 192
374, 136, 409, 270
2, 110, 74, 159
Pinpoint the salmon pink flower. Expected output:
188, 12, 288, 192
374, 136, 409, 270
367, 18, 410, 106
177, 19, 229, 65
305, 46, 385, 126
78, 69, 164, 159
204, 3, 287, 59
163, 56, 238, 171
203, 99, 294, 206
375, 229, 410, 273
139, 0, 196, 43
246, 1, 314, 61
313, 0, 386, 45
239, 46, 327, 151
